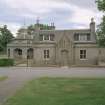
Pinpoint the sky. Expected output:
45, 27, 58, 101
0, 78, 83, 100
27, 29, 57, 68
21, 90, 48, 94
0, 0, 103, 35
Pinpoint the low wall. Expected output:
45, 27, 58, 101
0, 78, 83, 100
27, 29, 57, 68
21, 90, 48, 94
98, 48, 105, 66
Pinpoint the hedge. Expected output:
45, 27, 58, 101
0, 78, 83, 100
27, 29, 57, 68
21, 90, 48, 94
0, 59, 14, 66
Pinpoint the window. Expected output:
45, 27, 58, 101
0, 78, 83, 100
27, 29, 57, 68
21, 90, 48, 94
39, 34, 55, 41
74, 33, 91, 41
27, 48, 33, 59
39, 34, 43, 41
50, 34, 55, 41
18, 49, 22, 55
14, 48, 22, 58
87, 33, 91, 41
44, 34, 49, 40
44, 50, 49, 59
74, 33, 79, 41
79, 34, 87, 41
80, 50, 86, 59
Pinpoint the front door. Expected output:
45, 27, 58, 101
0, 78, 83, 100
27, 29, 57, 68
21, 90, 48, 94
61, 50, 69, 67
27, 48, 34, 59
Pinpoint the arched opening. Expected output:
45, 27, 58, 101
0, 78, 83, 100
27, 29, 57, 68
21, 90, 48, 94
14, 48, 22, 59
27, 48, 33, 59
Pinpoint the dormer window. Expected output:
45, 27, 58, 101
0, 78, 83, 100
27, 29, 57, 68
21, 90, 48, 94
44, 34, 49, 40
79, 34, 87, 41
74, 33, 79, 41
39, 34, 55, 41
87, 33, 91, 41
74, 33, 91, 41
39, 34, 43, 41
50, 34, 55, 41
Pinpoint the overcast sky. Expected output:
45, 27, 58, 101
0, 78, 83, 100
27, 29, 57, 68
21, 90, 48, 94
0, 0, 103, 35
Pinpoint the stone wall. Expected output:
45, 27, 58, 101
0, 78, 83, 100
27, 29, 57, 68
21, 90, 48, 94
33, 43, 56, 66
98, 48, 105, 66
74, 44, 98, 66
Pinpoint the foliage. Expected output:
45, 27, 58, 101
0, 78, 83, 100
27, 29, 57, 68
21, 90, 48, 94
96, 0, 105, 47
0, 25, 14, 52
0, 59, 14, 66
96, 0, 105, 11
4, 78, 105, 105
96, 16, 105, 47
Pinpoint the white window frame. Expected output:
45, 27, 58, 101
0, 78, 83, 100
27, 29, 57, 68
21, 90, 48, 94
50, 34, 55, 41
44, 50, 50, 59
74, 33, 79, 41
39, 34, 55, 41
74, 33, 91, 41
44, 34, 49, 40
80, 50, 87, 60
79, 34, 87, 41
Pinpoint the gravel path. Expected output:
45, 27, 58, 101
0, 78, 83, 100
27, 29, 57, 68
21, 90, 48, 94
0, 67, 105, 104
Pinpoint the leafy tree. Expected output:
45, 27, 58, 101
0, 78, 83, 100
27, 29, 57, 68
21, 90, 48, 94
0, 25, 14, 52
96, 0, 105, 47
96, 0, 105, 11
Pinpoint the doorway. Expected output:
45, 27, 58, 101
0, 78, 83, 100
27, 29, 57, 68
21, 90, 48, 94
61, 50, 69, 67
27, 48, 34, 59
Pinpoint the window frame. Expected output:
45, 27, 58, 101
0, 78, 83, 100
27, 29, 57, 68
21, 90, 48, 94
39, 34, 43, 41
74, 33, 91, 41
80, 50, 86, 60
79, 34, 87, 41
44, 34, 49, 40
50, 34, 55, 41
87, 33, 91, 41
44, 50, 50, 59
74, 33, 79, 41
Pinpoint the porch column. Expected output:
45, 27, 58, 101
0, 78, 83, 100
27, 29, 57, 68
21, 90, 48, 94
49, 35, 50, 40
43, 35, 44, 41
9, 48, 14, 59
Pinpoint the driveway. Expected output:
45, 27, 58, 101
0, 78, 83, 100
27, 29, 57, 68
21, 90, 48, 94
0, 67, 105, 104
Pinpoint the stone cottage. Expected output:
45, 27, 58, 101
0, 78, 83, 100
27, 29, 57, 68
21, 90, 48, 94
7, 18, 105, 67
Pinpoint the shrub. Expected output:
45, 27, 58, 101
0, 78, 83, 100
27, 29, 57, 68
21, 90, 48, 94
0, 59, 14, 66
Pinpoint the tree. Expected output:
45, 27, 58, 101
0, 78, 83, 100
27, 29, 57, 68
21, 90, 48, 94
96, 0, 105, 47
0, 25, 14, 52
96, 0, 105, 11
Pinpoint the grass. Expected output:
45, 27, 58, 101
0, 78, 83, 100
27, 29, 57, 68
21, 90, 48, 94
0, 76, 8, 81
4, 78, 105, 105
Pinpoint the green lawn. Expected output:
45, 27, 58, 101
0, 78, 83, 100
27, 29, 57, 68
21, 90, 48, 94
0, 76, 7, 81
4, 78, 105, 105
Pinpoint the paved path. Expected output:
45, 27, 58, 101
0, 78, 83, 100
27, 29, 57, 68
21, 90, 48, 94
0, 67, 105, 104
